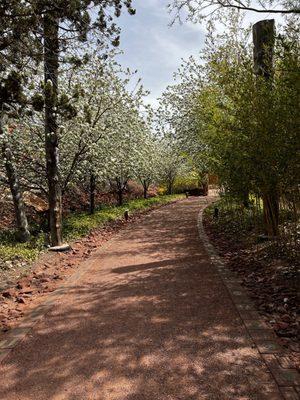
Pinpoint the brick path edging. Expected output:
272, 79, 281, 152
197, 201, 300, 399
1, 199, 299, 400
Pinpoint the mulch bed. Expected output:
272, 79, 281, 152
203, 213, 299, 369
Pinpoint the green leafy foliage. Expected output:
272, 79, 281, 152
0, 195, 183, 263
0, 230, 45, 262
63, 195, 184, 239
159, 14, 299, 235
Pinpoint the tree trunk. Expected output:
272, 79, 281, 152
202, 182, 209, 196
43, 13, 62, 246
143, 180, 148, 199
89, 173, 96, 214
167, 177, 173, 195
253, 20, 279, 237
117, 189, 123, 206
253, 19, 275, 79
1, 123, 30, 242
242, 190, 250, 208
262, 190, 279, 237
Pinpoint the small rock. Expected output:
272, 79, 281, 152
49, 243, 71, 252
16, 297, 26, 304
8, 310, 19, 317
2, 324, 11, 332
17, 278, 30, 288
21, 289, 33, 294
290, 343, 300, 353
43, 287, 54, 293
66, 262, 75, 267
39, 277, 50, 283
2, 290, 14, 299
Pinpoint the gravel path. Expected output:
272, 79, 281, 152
0, 197, 285, 399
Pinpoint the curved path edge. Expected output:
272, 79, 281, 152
197, 202, 300, 399
0, 197, 299, 400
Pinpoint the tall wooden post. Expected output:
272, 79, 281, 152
253, 19, 275, 79
253, 20, 279, 237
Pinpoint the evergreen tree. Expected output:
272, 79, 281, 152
1, 0, 136, 246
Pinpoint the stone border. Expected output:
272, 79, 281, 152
1, 199, 299, 400
197, 202, 300, 400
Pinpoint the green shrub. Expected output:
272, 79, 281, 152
0, 194, 183, 264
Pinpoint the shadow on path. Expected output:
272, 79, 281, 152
0, 198, 281, 400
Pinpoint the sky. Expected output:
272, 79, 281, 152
116, 0, 283, 108
116, 0, 206, 107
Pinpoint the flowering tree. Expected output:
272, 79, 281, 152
104, 92, 151, 206
0, 10, 35, 242
4, 47, 154, 215
135, 135, 160, 199
156, 137, 184, 195
1, 0, 136, 246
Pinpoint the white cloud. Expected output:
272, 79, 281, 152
116, 1, 284, 107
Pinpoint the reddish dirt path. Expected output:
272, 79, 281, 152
0, 198, 285, 399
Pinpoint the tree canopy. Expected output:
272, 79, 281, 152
169, 0, 300, 23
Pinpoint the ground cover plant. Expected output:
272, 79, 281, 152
0, 194, 183, 267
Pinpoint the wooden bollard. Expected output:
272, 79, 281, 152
124, 210, 129, 221
213, 207, 219, 219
